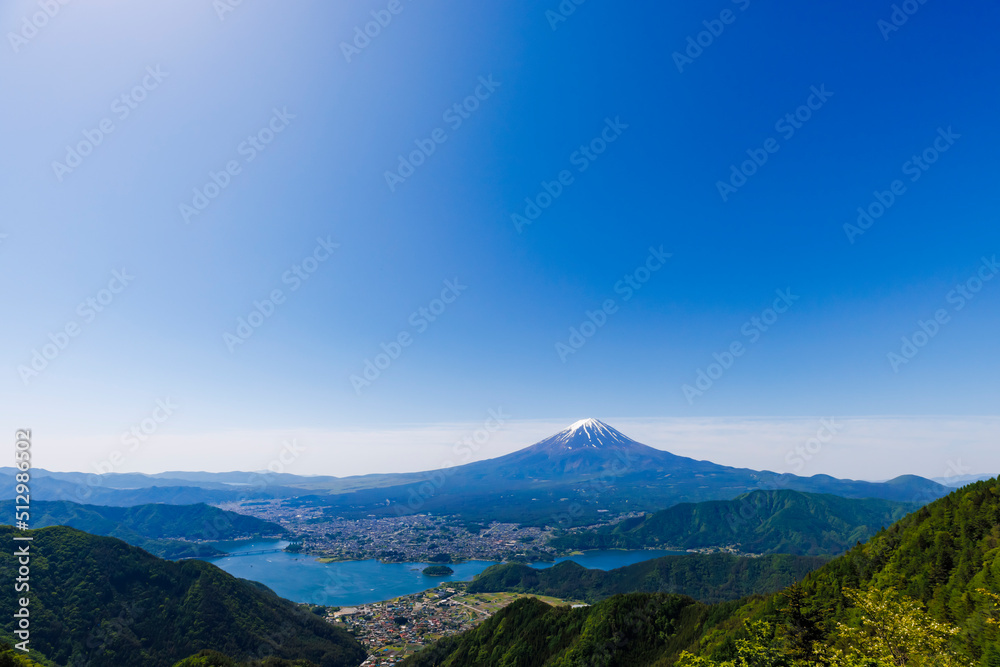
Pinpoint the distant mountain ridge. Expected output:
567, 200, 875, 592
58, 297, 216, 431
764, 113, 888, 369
297, 419, 950, 525
0, 500, 286, 559
550, 490, 920, 555
4, 421, 951, 525
932, 473, 997, 487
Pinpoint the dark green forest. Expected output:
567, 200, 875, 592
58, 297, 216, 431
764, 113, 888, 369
402, 477, 1000, 666
0, 526, 365, 667
550, 490, 919, 556
469, 553, 828, 604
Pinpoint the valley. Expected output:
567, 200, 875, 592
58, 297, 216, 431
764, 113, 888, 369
216, 503, 560, 563
1, 421, 992, 666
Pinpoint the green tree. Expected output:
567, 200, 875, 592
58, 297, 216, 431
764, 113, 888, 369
821, 588, 969, 667
777, 583, 826, 661
677, 620, 789, 667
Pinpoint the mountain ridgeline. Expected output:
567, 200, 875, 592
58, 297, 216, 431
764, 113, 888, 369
2, 421, 951, 525
285, 419, 951, 525
0, 526, 366, 667
401, 476, 1000, 666
551, 490, 919, 555
468, 553, 829, 604
0, 500, 286, 559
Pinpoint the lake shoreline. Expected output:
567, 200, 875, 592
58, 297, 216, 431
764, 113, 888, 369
204, 540, 687, 607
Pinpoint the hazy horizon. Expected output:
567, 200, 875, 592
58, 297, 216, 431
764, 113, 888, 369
27, 414, 999, 482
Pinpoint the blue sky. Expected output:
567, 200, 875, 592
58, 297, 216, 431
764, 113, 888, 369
1, 0, 998, 476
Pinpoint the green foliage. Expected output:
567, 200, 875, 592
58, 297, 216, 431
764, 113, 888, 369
679, 589, 971, 667
677, 620, 791, 667
403, 477, 1000, 667
821, 587, 969, 667
400, 593, 744, 667
551, 491, 919, 556
760, 477, 1000, 664
172, 650, 322, 666
0, 642, 48, 667
422, 566, 455, 576
469, 554, 827, 604
0, 526, 366, 667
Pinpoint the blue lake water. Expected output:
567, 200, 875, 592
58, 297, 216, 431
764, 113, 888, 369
205, 540, 684, 607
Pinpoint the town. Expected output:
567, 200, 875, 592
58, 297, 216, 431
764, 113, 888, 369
320, 584, 582, 666
219, 498, 564, 562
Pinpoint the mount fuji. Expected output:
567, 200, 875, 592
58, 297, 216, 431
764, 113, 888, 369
295, 418, 951, 525
16, 419, 951, 525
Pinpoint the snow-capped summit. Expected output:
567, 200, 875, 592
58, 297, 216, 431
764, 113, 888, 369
554, 419, 634, 449
479, 418, 693, 479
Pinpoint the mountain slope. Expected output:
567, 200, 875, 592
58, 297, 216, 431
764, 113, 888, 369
0, 526, 366, 667
400, 593, 736, 667
0, 500, 285, 558
753, 475, 1000, 662
7, 421, 950, 523
400, 476, 1000, 666
302, 420, 948, 526
468, 553, 828, 604
551, 490, 919, 555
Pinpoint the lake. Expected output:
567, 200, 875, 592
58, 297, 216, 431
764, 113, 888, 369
205, 540, 685, 607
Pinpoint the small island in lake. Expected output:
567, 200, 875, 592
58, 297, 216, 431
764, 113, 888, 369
422, 565, 455, 576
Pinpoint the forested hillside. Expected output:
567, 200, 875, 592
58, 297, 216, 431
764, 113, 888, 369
551, 490, 919, 555
402, 477, 1000, 666
401, 593, 743, 667
469, 553, 828, 604
0, 526, 365, 667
